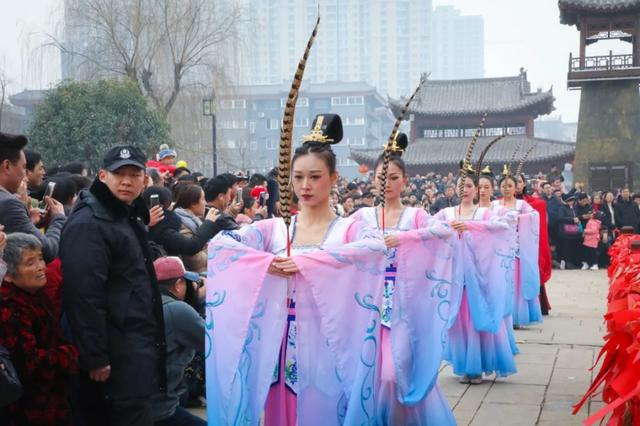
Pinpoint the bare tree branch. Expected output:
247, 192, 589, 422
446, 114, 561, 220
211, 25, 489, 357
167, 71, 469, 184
0, 70, 7, 131
51, 0, 244, 117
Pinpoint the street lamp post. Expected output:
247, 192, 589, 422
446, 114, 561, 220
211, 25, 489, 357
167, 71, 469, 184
202, 97, 217, 176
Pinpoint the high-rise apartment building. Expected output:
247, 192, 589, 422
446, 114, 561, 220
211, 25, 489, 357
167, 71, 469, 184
430, 5, 484, 80
237, 0, 431, 97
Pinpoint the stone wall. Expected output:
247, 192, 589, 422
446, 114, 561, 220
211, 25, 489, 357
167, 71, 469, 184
575, 80, 640, 191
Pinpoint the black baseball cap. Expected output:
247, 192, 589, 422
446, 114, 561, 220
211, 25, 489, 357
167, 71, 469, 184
101, 145, 147, 171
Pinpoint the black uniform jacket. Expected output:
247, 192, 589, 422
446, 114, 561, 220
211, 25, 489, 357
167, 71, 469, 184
60, 179, 167, 398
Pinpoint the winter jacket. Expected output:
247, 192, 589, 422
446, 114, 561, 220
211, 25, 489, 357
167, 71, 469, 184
151, 293, 205, 421
582, 218, 601, 248
0, 282, 78, 425
557, 204, 580, 240
543, 194, 562, 227
149, 208, 236, 259
174, 208, 208, 273
575, 203, 593, 228
430, 195, 459, 215
601, 202, 616, 231
0, 187, 66, 263
614, 198, 640, 232
59, 179, 167, 398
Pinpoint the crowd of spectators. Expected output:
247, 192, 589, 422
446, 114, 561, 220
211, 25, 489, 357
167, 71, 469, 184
0, 129, 638, 425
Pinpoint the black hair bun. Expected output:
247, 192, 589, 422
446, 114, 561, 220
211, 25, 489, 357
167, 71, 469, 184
304, 114, 343, 145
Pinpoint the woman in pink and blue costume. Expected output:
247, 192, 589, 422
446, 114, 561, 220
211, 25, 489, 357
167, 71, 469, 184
436, 173, 518, 384
205, 117, 391, 426
477, 167, 519, 356
491, 169, 542, 328
352, 134, 459, 425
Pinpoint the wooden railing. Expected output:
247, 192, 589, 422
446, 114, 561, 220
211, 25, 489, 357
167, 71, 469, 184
569, 52, 637, 72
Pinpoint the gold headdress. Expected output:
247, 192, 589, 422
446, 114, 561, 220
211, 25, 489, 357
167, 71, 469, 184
501, 141, 524, 177
475, 134, 508, 178
302, 114, 342, 144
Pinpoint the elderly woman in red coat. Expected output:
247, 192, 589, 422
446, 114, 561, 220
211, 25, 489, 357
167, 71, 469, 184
0, 232, 78, 425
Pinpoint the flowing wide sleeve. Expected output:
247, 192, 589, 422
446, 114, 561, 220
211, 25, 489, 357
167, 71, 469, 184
460, 214, 518, 333
205, 219, 289, 425
517, 204, 541, 301
526, 195, 552, 285
392, 219, 459, 405
293, 221, 387, 426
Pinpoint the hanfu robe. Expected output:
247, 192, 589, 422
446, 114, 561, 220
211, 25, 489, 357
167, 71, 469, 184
522, 193, 552, 313
492, 199, 542, 327
352, 206, 459, 425
204, 216, 387, 426
435, 206, 518, 378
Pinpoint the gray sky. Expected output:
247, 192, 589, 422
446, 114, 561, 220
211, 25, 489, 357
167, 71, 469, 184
1, 0, 620, 122
433, 0, 583, 122
0, 0, 62, 93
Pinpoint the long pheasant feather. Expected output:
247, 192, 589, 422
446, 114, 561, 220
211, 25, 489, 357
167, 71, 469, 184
458, 112, 487, 200
475, 134, 508, 177
379, 76, 425, 231
277, 13, 320, 254
515, 144, 537, 177
505, 141, 524, 176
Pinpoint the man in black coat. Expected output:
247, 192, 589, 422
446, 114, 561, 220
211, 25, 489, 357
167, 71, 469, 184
615, 187, 640, 233
60, 145, 167, 426
429, 185, 459, 215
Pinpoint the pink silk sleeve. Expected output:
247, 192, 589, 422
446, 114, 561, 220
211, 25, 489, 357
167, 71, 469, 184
293, 221, 387, 424
205, 220, 289, 425
393, 220, 461, 404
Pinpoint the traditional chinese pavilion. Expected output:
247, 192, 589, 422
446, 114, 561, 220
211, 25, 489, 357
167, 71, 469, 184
559, 0, 640, 191
351, 69, 575, 176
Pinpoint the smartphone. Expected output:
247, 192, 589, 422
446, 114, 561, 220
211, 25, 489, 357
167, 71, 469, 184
259, 192, 267, 207
44, 181, 56, 199
40, 181, 56, 211
236, 188, 243, 204
149, 194, 160, 208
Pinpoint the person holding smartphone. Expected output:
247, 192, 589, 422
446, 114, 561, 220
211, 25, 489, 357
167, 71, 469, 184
0, 133, 66, 263
144, 185, 236, 269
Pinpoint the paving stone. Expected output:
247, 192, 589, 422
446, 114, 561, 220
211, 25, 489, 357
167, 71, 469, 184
454, 382, 492, 412
439, 374, 468, 399
547, 368, 593, 396
515, 352, 557, 365
484, 383, 546, 406
505, 361, 554, 386
517, 343, 559, 356
470, 402, 540, 426
539, 394, 586, 425
555, 347, 595, 370
452, 408, 476, 426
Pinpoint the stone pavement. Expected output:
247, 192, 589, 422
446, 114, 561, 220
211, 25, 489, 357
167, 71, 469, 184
440, 269, 607, 426
191, 269, 607, 425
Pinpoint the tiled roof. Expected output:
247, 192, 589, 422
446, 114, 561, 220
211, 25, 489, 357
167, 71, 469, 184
389, 71, 554, 118
350, 136, 575, 169
559, 0, 640, 25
